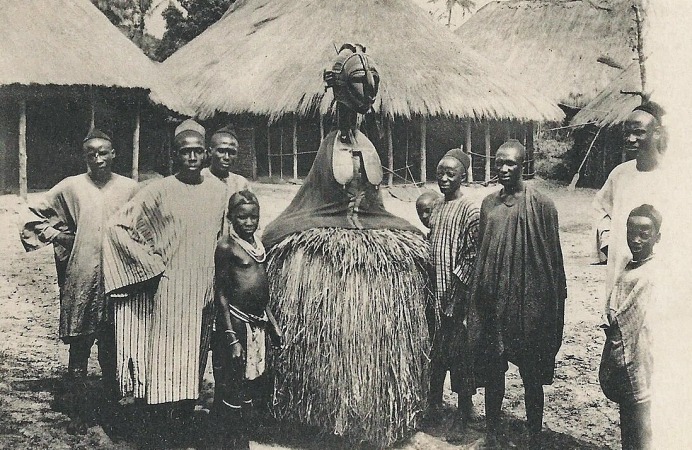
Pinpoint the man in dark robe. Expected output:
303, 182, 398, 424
469, 140, 567, 448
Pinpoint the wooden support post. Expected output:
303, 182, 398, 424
89, 87, 95, 129
484, 121, 491, 182
267, 122, 272, 178
319, 113, 324, 140
132, 99, 140, 181
279, 125, 283, 179
292, 116, 298, 180
19, 99, 27, 200
250, 127, 257, 180
386, 119, 394, 186
465, 120, 473, 182
420, 117, 427, 183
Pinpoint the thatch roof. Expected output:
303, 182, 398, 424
456, 0, 637, 107
153, 0, 564, 122
571, 63, 642, 127
0, 0, 159, 90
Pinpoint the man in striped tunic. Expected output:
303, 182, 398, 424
426, 148, 480, 440
103, 120, 227, 424
20, 128, 138, 434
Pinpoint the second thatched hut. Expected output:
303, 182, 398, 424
154, 0, 563, 184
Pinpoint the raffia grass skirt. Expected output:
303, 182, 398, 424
267, 228, 431, 448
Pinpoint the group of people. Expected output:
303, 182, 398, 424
418, 139, 566, 448
20, 119, 276, 447
18, 39, 666, 450
415, 100, 665, 450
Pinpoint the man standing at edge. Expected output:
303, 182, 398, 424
20, 129, 138, 434
426, 148, 479, 441
469, 140, 567, 448
593, 102, 666, 299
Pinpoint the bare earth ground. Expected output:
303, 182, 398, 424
0, 178, 619, 449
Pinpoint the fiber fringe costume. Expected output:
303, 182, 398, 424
263, 129, 430, 447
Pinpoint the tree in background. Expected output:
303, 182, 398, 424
429, 0, 476, 28
155, 0, 235, 61
91, 0, 159, 59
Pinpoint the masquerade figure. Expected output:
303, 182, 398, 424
263, 43, 430, 447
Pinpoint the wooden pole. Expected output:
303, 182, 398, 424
633, 3, 647, 95
420, 117, 427, 183
250, 127, 257, 180
484, 121, 491, 182
292, 115, 298, 180
386, 119, 394, 186
465, 120, 473, 182
279, 125, 283, 179
319, 113, 324, 140
267, 121, 272, 178
132, 99, 140, 181
89, 87, 95, 129
19, 99, 27, 200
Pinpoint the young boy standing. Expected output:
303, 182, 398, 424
599, 204, 661, 450
416, 190, 443, 231
212, 190, 283, 448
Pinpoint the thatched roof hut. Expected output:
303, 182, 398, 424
571, 63, 642, 127
154, 0, 563, 122
455, 0, 637, 108
0, 0, 167, 197
1, 0, 158, 89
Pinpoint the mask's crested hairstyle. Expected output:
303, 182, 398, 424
83, 127, 111, 143
633, 101, 665, 124
228, 190, 259, 215
442, 148, 470, 172
629, 203, 662, 232
497, 139, 526, 160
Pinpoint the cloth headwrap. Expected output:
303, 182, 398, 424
175, 119, 205, 139
213, 124, 238, 141
633, 101, 665, 123
442, 148, 470, 172
629, 204, 662, 232
83, 128, 111, 143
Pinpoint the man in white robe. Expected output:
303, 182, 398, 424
594, 102, 667, 299
103, 120, 227, 422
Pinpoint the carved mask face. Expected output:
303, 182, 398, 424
324, 44, 380, 114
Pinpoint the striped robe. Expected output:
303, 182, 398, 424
427, 196, 479, 395
103, 175, 227, 404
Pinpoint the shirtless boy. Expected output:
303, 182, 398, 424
212, 190, 282, 447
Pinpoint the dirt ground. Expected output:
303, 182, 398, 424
0, 178, 620, 449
